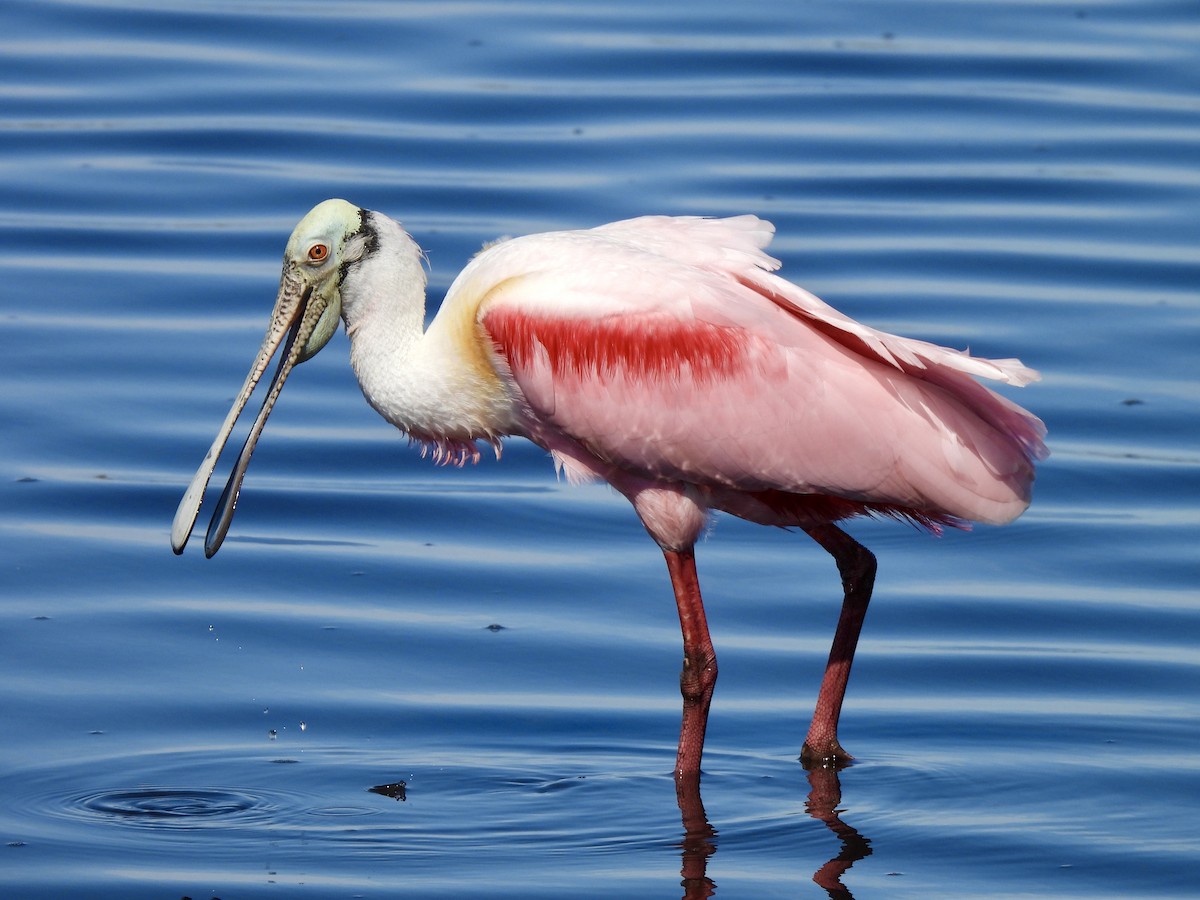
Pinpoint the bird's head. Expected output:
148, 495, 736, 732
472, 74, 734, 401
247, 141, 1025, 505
280, 197, 372, 362
170, 198, 378, 557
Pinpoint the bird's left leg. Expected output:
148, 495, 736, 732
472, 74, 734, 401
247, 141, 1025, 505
801, 523, 877, 766
664, 546, 718, 783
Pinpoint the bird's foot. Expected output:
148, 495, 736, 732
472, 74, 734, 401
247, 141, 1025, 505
800, 740, 855, 771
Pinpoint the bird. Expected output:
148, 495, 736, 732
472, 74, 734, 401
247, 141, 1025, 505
172, 199, 1047, 780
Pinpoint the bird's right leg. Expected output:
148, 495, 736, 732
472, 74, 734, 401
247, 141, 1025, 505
605, 475, 715, 783
664, 546, 718, 784
801, 523, 877, 766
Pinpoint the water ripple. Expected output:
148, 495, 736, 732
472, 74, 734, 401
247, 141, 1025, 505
71, 786, 273, 828
2, 0, 1198, 897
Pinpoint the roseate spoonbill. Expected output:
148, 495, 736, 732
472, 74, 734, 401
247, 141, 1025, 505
172, 199, 1046, 777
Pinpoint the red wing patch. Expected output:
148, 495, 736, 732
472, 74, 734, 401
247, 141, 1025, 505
483, 307, 751, 384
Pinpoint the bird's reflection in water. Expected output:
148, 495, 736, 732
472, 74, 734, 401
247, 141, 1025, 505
803, 762, 872, 899
673, 762, 871, 900
675, 773, 717, 899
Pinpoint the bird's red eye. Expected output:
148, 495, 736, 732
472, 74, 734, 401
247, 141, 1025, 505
308, 243, 329, 262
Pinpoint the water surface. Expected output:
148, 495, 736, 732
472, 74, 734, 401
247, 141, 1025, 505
2, 1, 1198, 897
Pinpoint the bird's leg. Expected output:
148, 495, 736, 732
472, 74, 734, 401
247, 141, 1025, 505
664, 547, 718, 783
801, 523, 877, 766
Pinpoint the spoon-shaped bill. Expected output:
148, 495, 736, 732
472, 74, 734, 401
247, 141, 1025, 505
171, 273, 321, 555
202, 299, 320, 557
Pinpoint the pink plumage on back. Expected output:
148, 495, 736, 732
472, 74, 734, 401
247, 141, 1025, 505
478, 215, 1046, 531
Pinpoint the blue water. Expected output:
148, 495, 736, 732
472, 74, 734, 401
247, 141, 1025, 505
2, 0, 1198, 897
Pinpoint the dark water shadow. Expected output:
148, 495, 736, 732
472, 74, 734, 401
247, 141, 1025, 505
674, 762, 871, 899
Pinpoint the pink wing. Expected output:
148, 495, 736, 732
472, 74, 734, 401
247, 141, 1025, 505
477, 216, 1047, 527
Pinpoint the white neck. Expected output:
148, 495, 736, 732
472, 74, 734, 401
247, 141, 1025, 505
338, 214, 519, 458
340, 212, 426, 414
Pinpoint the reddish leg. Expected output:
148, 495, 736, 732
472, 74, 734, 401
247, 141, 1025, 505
801, 524, 877, 765
664, 547, 718, 782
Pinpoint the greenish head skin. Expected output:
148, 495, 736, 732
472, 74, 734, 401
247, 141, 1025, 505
285, 198, 367, 361
171, 198, 372, 557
